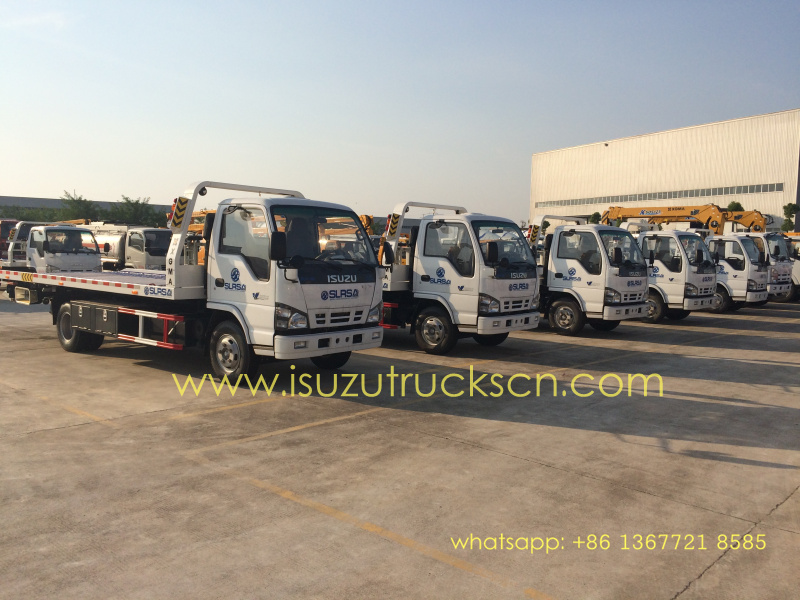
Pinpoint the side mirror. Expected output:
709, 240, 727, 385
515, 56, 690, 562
270, 231, 287, 261
648, 249, 655, 267
203, 213, 215, 243
104, 242, 111, 253
382, 242, 394, 266
758, 251, 766, 265
613, 247, 623, 265
771, 246, 780, 258
695, 249, 703, 264
792, 247, 799, 259
486, 241, 499, 265
713, 252, 720, 265
42, 240, 51, 254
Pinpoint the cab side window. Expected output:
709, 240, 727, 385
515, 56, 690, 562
129, 232, 145, 253
31, 230, 44, 256
648, 235, 681, 272
219, 207, 270, 280
556, 231, 601, 275
424, 222, 474, 277
709, 240, 744, 271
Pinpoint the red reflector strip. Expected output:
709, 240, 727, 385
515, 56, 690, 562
384, 302, 400, 308
117, 333, 183, 350
380, 324, 399, 329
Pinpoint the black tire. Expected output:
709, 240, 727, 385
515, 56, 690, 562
729, 302, 745, 311
642, 291, 666, 324
588, 319, 620, 331
310, 351, 351, 370
82, 333, 104, 351
57, 302, 95, 353
208, 320, 257, 380
665, 309, 691, 320
708, 286, 733, 313
548, 298, 586, 336
770, 287, 795, 303
415, 306, 458, 354
473, 332, 509, 346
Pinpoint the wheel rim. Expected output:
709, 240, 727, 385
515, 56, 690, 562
215, 333, 241, 375
645, 297, 657, 318
711, 292, 723, 309
554, 305, 575, 328
59, 312, 73, 341
421, 316, 446, 346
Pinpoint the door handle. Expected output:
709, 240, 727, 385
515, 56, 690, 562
554, 272, 563, 278
421, 275, 430, 282
214, 277, 224, 287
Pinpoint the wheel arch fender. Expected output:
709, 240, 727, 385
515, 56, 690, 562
205, 304, 252, 346
410, 294, 457, 326
544, 289, 586, 315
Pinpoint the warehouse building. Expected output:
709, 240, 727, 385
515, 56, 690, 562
530, 109, 800, 231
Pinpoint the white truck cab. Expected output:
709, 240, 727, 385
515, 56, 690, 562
1, 221, 76, 269
636, 229, 716, 322
748, 232, 793, 300
88, 223, 172, 270
26, 226, 103, 273
706, 234, 769, 311
533, 217, 648, 335
380, 202, 539, 354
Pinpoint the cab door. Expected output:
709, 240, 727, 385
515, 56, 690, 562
413, 221, 477, 325
206, 204, 275, 345
642, 234, 684, 302
549, 230, 604, 311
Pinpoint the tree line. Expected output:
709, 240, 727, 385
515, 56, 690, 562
0, 191, 166, 228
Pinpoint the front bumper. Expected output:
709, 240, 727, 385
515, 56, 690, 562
768, 283, 791, 295
602, 302, 647, 320
272, 326, 383, 360
745, 291, 769, 303
683, 296, 714, 311
477, 311, 539, 334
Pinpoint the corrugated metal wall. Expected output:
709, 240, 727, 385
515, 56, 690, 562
530, 109, 800, 227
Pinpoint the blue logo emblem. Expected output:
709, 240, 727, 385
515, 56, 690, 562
652, 266, 659, 274
230, 268, 240, 282
436, 267, 445, 278
568, 267, 576, 276
144, 287, 149, 295
321, 291, 329, 300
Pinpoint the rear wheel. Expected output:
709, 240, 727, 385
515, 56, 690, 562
57, 303, 99, 352
665, 309, 691, 320
708, 287, 732, 313
642, 291, 666, 323
209, 320, 257, 380
548, 298, 586, 336
311, 352, 351, 370
415, 306, 458, 354
588, 319, 619, 331
473, 332, 509, 346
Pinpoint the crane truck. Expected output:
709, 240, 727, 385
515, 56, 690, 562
529, 216, 648, 335
1, 181, 385, 378
601, 204, 771, 235
378, 202, 539, 354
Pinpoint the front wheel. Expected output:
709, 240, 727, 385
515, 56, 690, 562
708, 287, 732, 313
548, 298, 586, 336
642, 291, 666, 323
415, 306, 458, 354
209, 320, 257, 380
473, 332, 509, 346
588, 319, 619, 331
311, 352, 351, 370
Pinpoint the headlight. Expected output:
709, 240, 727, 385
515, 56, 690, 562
684, 283, 698, 297
275, 303, 308, 330
747, 279, 758, 291
366, 302, 382, 324
604, 287, 621, 305
771, 270, 779, 282
478, 293, 500, 315
530, 301, 539, 311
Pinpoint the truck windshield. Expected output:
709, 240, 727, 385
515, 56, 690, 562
678, 234, 713, 265
472, 221, 536, 267
46, 229, 99, 253
271, 206, 377, 265
599, 231, 646, 266
765, 233, 791, 262
145, 230, 172, 256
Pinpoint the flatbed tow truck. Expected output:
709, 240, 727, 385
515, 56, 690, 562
1, 181, 385, 378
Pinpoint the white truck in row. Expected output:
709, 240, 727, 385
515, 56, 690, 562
1, 181, 386, 378
706, 233, 775, 312
378, 203, 540, 353
87, 223, 173, 271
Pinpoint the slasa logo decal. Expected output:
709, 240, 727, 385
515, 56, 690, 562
328, 274, 357, 283
321, 289, 359, 300
508, 283, 529, 291
225, 268, 246, 291
429, 267, 451, 285
651, 266, 663, 278
144, 286, 172, 297
563, 267, 581, 282
717, 265, 728, 275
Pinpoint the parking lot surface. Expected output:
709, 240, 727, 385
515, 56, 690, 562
1, 298, 798, 599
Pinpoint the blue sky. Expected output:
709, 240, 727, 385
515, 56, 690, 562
1, 1, 798, 220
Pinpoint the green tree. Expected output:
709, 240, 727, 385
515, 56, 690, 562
60, 190, 104, 221
589, 212, 601, 224
781, 203, 799, 232
106, 196, 163, 227
727, 200, 745, 212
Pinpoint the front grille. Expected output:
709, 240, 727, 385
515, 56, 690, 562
622, 291, 645, 303
698, 286, 714, 296
313, 308, 365, 328
502, 298, 532, 312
